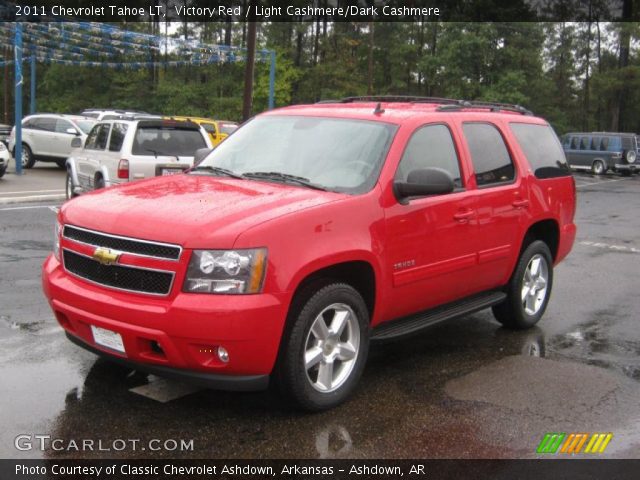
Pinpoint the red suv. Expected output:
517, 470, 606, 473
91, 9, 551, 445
43, 97, 576, 411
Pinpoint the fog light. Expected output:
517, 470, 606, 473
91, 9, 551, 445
217, 346, 229, 363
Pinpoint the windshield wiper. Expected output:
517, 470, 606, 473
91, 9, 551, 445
146, 149, 179, 163
190, 165, 245, 179
242, 171, 328, 191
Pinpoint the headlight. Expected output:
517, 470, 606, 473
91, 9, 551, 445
0, 142, 5, 151
54, 220, 61, 261
183, 248, 267, 294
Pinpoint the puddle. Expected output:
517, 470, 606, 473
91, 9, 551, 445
1, 315, 45, 332
547, 311, 640, 383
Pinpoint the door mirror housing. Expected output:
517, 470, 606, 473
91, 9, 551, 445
394, 167, 455, 203
71, 137, 83, 148
66, 128, 80, 136
193, 147, 213, 166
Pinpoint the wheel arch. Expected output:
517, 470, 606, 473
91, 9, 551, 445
521, 219, 560, 262
287, 258, 378, 324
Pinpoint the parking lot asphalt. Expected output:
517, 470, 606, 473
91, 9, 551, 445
0, 162, 66, 205
0, 172, 639, 459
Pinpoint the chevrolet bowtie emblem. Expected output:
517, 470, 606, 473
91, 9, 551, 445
92, 247, 121, 266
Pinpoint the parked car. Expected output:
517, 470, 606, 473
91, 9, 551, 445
80, 109, 153, 121
0, 140, 9, 178
0, 123, 11, 147
43, 97, 576, 411
8, 114, 96, 169
65, 117, 212, 199
168, 116, 238, 146
561, 132, 638, 175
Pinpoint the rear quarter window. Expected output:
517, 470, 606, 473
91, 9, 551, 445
510, 123, 571, 179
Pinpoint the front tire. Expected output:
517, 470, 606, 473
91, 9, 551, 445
493, 240, 553, 330
20, 144, 35, 169
65, 171, 77, 199
275, 283, 370, 411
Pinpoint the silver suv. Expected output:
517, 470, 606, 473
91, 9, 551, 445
8, 114, 96, 169
66, 118, 212, 199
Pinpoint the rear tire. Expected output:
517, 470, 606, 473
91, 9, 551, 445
591, 160, 606, 175
55, 159, 67, 169
94, 175, 105, 190
492, 240, 553, 330
275, 282, 370, 411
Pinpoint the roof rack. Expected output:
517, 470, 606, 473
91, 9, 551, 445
316, 96, 533, 115
323, 95, 462, 105
437, 100, 533, 115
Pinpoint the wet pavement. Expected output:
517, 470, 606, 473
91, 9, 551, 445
1, 172, 639, 459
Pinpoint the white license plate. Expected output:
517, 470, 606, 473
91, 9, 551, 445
91, 325, 125, 354
161, 168, 183, 176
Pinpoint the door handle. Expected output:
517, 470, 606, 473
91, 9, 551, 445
453, 210, 474, 222
512, 199, 530, 209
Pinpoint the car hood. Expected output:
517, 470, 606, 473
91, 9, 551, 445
61, 174, 345, 248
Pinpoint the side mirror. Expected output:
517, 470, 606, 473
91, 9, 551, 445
194, 147, 213, 165
66, 128, 80, 136
394, 167, 455, 203
71, 137, 82, 148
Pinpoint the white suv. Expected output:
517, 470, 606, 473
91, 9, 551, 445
80, 109, 153, 121
8, 114, 96, 169
65, 118, 212, 199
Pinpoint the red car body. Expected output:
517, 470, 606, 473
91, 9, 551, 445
42, 101, 576, 393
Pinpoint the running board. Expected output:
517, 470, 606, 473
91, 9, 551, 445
371, 291, 507, 342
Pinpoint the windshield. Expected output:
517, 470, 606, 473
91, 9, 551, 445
195, 116, 396, 193
132, 127, 207, 156
76, 120, 96, 134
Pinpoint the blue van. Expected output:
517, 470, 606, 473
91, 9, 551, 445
561, 132, 638, 175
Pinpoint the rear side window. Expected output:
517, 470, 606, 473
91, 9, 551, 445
32, 118, 56, 132
580, 137, 589, 150
463, 123, 515, 187
510, 123, 571, 179
600, 137, 609, 150
109, 123, 128, 152
590, 137, 600, 150
132, 127, 207, 156
397, 124, 462, 188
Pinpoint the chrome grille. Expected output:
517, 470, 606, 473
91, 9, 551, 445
63, 225, 181, 260
63, 250, 174, 296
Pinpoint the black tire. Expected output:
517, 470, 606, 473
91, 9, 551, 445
55, 159, 67, 169
20, 143, 35, 169
591, 160, 606, 175
275, 282, 370, 411
492, 240, 554, 330
0, 166, 6, 179
65, 171, 77, 199
94, 175, 105, 190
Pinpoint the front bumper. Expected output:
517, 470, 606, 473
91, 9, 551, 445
43, 255, 290, 390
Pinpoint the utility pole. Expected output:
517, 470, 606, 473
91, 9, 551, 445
242, 16, 257, 121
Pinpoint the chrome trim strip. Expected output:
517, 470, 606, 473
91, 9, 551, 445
63, 224, 182, 262
62, 248, 175, 297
